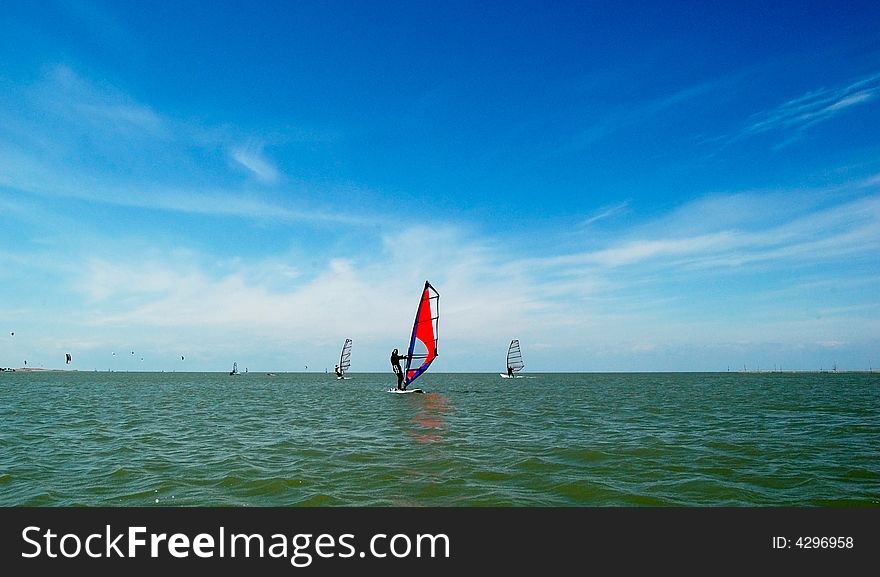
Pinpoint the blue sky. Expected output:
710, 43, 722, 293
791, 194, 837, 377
1, 0, 878, 372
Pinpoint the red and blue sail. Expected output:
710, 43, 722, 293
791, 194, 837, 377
404, 281, 440, 386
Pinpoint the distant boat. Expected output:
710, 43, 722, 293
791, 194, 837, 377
389, 280, 439, 394
500, 339, 524, 378
335, 338, 352, 380
229, 362, 240, 376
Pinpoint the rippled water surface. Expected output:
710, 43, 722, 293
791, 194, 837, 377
1, 371, 877, 506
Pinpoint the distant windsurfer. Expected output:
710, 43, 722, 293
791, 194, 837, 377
335, 364, 343, 378
507, 365, 514, 377
390, 348, 409, 390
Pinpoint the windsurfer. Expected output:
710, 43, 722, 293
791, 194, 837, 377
507, 365, 513, 377
335, 364, 343, 378
390, 348, 408, 390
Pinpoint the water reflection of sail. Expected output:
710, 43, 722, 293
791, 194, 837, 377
411, 392, 451, 444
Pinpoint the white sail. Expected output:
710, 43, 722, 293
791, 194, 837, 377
337, 338, 352, 378
502, 339, 524, 377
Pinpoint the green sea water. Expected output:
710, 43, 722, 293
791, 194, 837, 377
1, 371, 877, 506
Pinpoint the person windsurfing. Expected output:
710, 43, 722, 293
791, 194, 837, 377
507, 365, 514, 378
335, 364, 343, 378
390, 348, 409, 390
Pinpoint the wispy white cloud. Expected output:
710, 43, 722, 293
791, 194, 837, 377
0, 66, 374, 226
551, 73, 740, 158
144, 185, 371, 225
857, 173, 880, 188
587, 231, 737, 267
816, 340, 844, 349
37, 65, 169, 139
741, 71, 880, 139
230, 142, 281, 184
0, 148, 374, 226
529, 192, 880, 274
580, 201, 630, 227
76, 225, 542, 339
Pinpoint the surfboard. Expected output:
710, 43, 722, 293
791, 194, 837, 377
387, 388, 425, 394
499, 374, 523, 378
